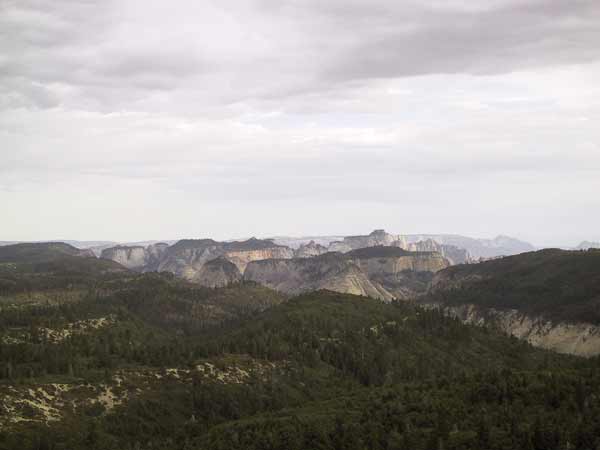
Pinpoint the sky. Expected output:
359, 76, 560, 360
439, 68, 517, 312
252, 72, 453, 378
1, 0, 599, 247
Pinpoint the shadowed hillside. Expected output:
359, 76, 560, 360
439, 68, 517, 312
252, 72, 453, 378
426, 249, 600, 324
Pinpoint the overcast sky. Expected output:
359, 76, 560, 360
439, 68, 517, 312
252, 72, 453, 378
1, 0, 599, 246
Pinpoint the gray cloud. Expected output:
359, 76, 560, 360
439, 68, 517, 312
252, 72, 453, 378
3, 0, 600, 110
1, 0, 599, 245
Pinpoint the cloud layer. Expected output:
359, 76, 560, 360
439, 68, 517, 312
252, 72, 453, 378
1, 0, 599, 245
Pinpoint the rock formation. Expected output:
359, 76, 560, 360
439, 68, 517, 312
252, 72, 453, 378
100, 246, 148, 270
194, 257, 242, 287
244, 253, 393, 300
345, 247, 449, 299
433, 303, 600, 357
245, 247, 449, 301
294, 240, 329, 258
155, 239, 227, 280
222, 238, 294, 273
407, 239, 470, 265
100, 242, 170, 271
403, 234, 535, 259
328, 230, 408, 253
100, 237, 295, 283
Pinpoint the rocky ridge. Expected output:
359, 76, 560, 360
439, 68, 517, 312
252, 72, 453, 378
328, 229, 408, 253
100, 243, 169, 271
97, 231, 460, 293
100, 238, 294, 281
407, 238, 470, 264
404, 234, 535, 259
294, 240, 329, 258
194, 257, 242, 288
245, 247, 449, 301
95, 230, 537, 300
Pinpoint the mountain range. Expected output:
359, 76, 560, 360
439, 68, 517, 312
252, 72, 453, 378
1, 239, 600, 449
0, 230, 538, 259
2, 233, 600, 449
98, 234, 447, 300
3, 231, 600, 357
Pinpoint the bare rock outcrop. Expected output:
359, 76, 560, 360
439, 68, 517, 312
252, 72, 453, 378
294, 241, 328, 258
345, 247, 449, 299
244, 253, 393, 300
156, 239, 225, 281
407, 239, 471, 265
328, 230, 407, 253
100, 238, 295, 283
403, 234, 535, 259
100, 246, 148, 270
194, 257, 242, 287
100, 242, 172, 272
245, 247, 449, 301
434, 303, 600, 357
223, 238, 294, 273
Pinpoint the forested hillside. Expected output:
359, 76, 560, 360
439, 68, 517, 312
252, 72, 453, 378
2, 245, 600, 449
426, 249, 600, 324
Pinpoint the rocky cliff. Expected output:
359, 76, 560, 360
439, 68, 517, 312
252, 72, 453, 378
273, 230, 534, 263
324, 231, 469, 265
222, 238, 294, 273
100, 242, 170, 271
294, 240, 329, 258
100, 246, 148, 270
245, 247, 449, 301
194, 257, 242, 287
244, 253, 393, 300
155, 239, 227, 281
407, 239, 470, 265
101, 238, 295, 283
421, 249, 600, 356
432, 303, 600, 357
144, 243, 169, 270
403, 234, 535, 259
328, 230, 407, 253
345, 247, 449, 299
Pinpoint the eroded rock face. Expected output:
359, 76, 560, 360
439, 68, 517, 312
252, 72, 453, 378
328, 230, 408, 253
156, 239, 225, 281
294, 241, 328, 258
244, 253, 393, 300
244, 248, 449, 301
100, 246, 148, 270
345, 247, 449, 299
433, 303, 600, 357
224, 246, 294, 273
98, 233, 459, 293
403, 234, 535, 259
160, 238, 295, 279
100, 243, 170, 271
347, 247, 449, 273
146, 243, 169, 269
407, 239, 471, 265
76, 248, 97, 258
194, 257, 242, 287
101, 238, 295, 283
